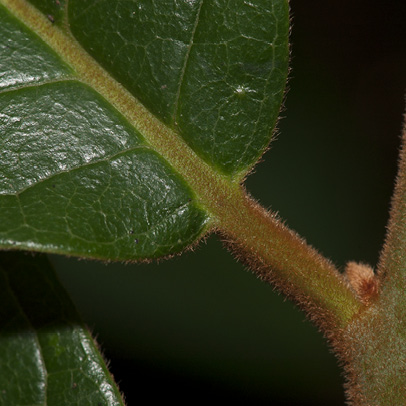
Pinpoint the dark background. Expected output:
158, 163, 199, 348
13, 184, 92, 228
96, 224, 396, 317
51, 1, 406, 405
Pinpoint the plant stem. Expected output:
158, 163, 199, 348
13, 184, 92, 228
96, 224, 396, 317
340, 124, 406, 405
212, 186, 362, 334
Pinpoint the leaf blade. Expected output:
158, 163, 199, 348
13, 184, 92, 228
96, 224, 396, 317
68, 0, 289, 175
0, 4, 72, 91
0, 252, 125, 405
0, 4, 210, 259
0, 0, 289, 260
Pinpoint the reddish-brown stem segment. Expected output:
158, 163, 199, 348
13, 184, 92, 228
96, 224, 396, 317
377, 123, 406, 294
337, 121, 406, 405
214, 186, 362, 333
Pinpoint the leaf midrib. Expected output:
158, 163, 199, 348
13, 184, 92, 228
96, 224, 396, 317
1, 0, 244, 226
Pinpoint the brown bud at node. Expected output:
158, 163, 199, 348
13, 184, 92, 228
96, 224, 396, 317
344, 261, 379, 305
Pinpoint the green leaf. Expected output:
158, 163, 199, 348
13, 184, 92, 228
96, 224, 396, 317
68, 0, 289, 174
0, 0, 289, 260
0, 252, 125, 405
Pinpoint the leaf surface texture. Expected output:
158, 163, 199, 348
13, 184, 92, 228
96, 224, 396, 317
0, 252, 125, 405
0, 0, 289, 260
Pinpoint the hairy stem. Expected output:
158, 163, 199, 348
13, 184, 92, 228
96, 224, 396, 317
213, 186, 362, 334
340, 121, 406, 405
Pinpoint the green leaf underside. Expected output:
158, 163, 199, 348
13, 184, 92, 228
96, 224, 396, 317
0, 252, 124, 405
0, 5, 72, 90
68, 0, 289, 175
0, 5, 208, 260
0, 0, 289, 260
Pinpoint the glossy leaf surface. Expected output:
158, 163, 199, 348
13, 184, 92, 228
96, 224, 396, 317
0, 0, 289, 260
0, 252, 125, 405
68, 0, 289, 174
